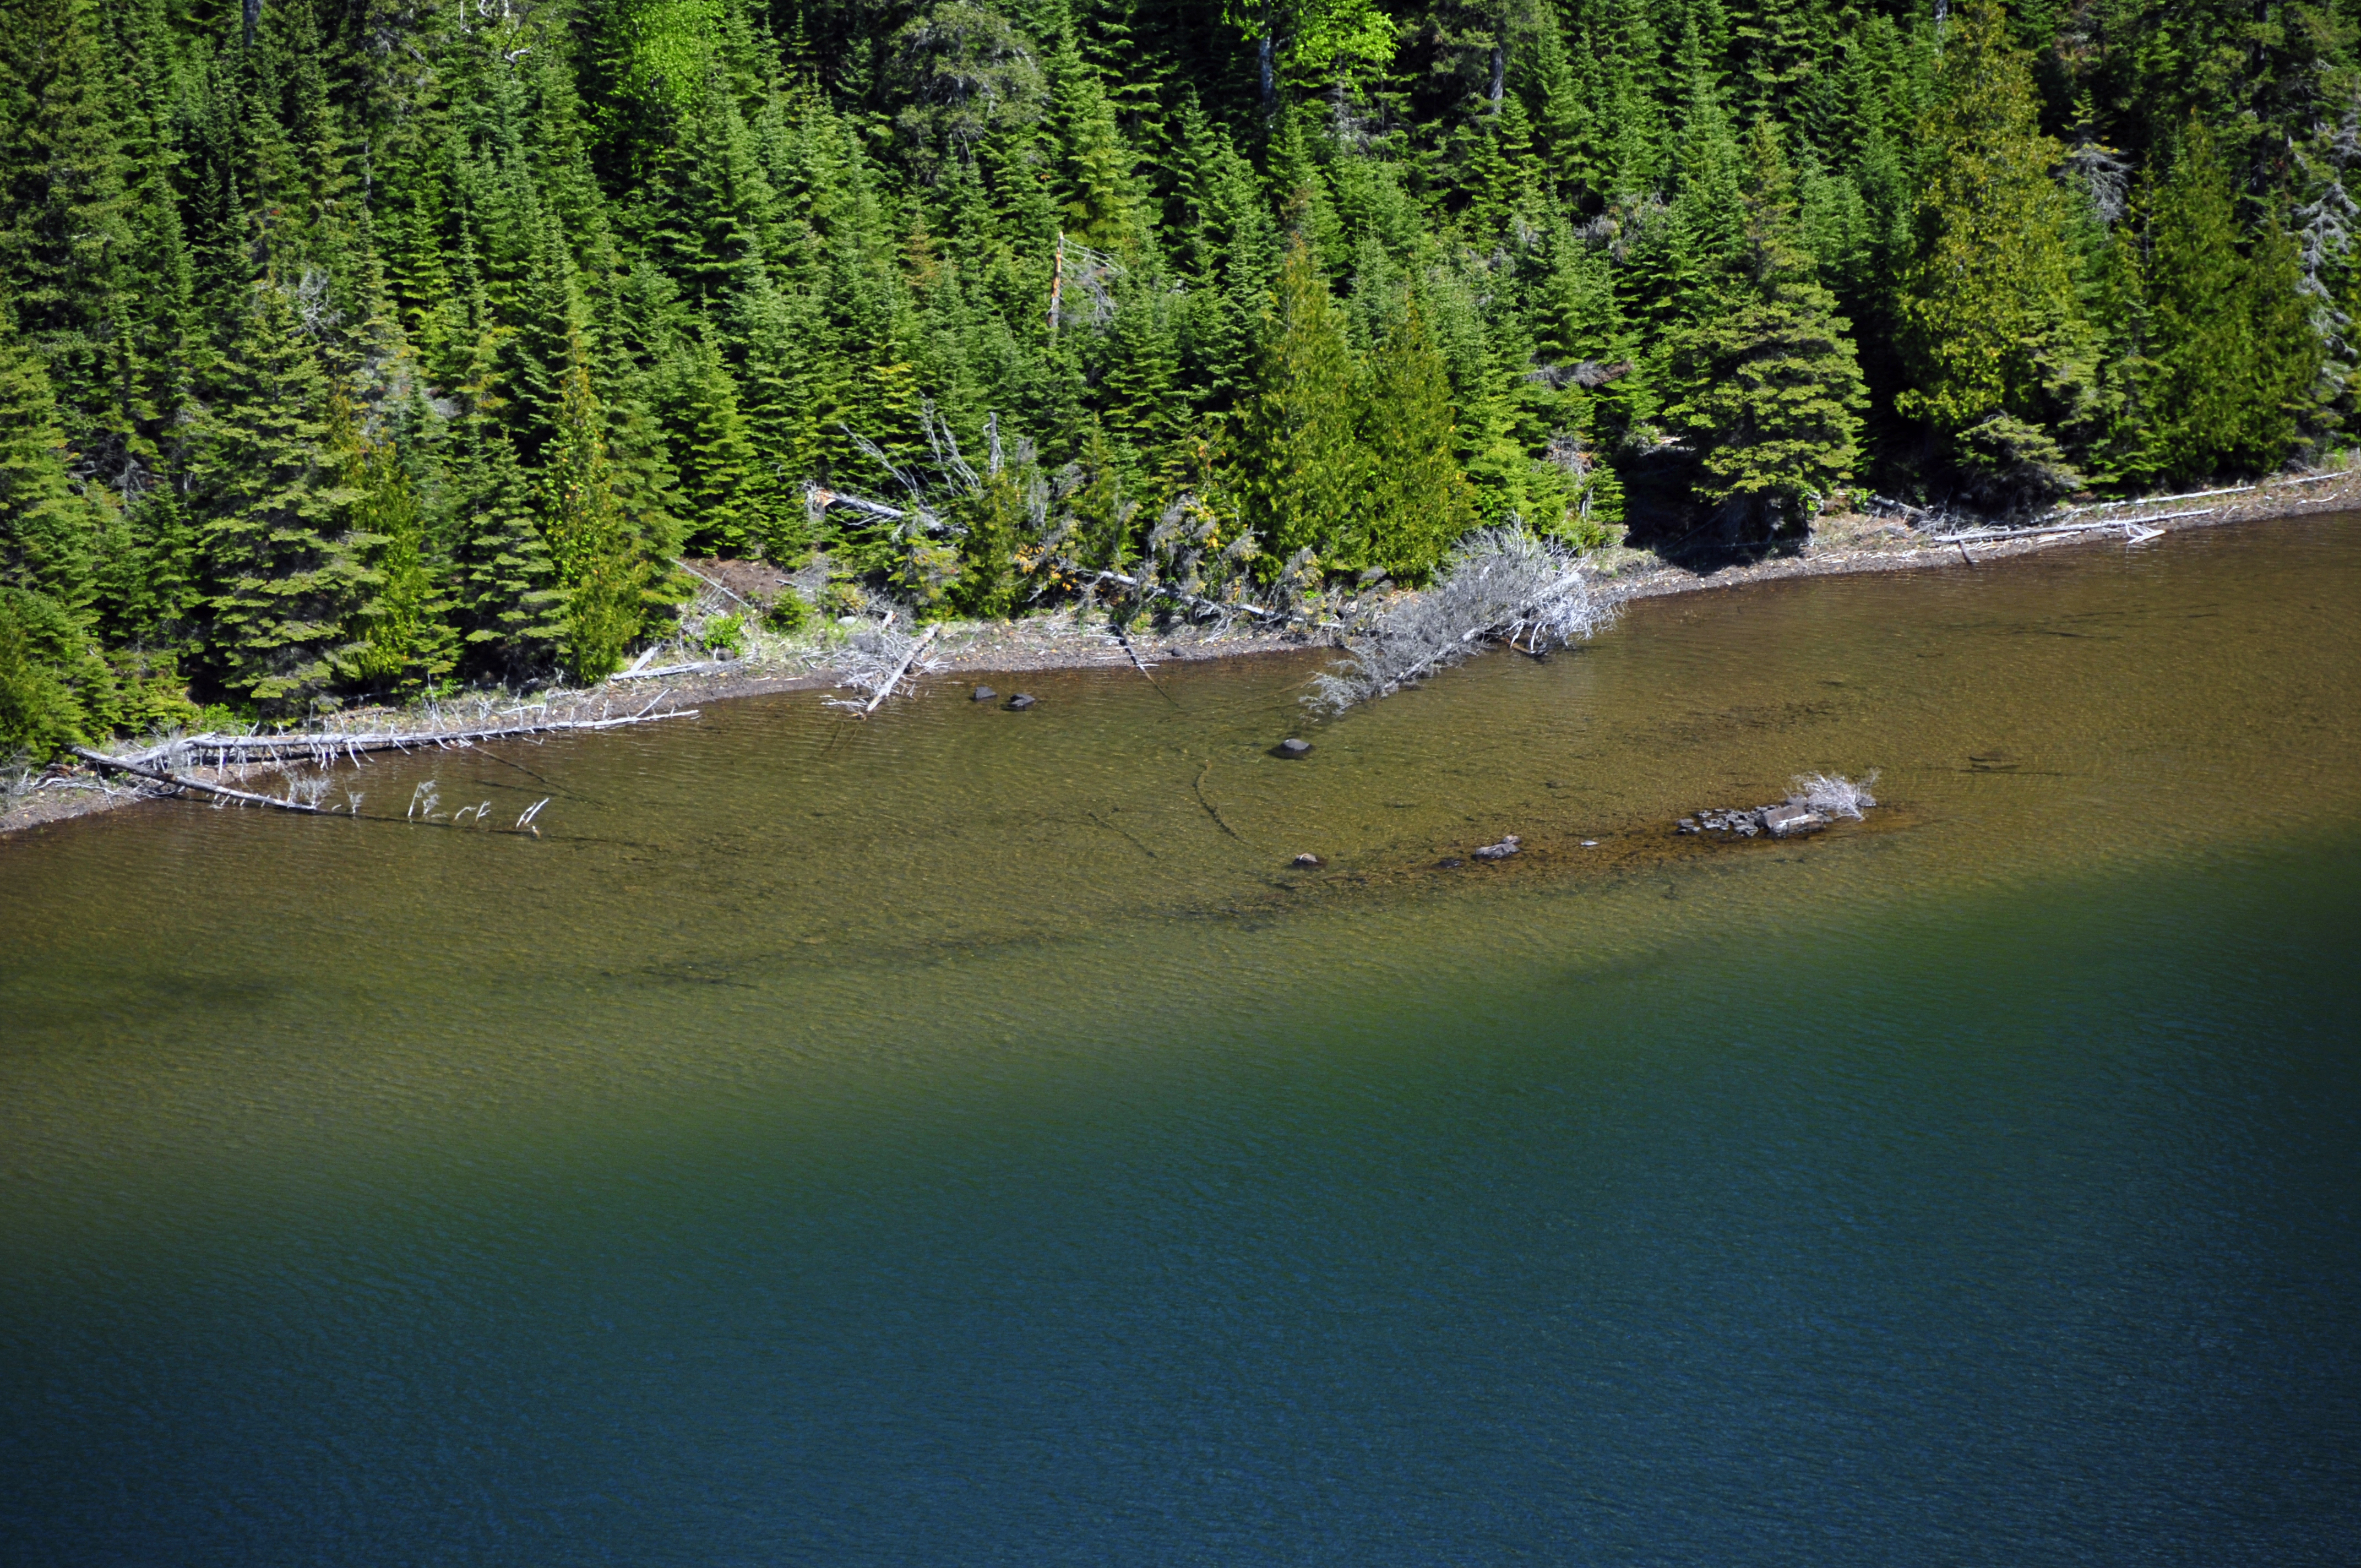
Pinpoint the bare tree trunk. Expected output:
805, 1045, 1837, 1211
864, 625, 939, 714
111, 704, 697, 771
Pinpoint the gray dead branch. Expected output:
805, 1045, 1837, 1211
1070, 566, 1301, 629
1888, 467, 2347, 542
1792, 771, 1878, 820
672, 558, 760, 613
1306, 529, 1618, 714
612, 658, 737, 682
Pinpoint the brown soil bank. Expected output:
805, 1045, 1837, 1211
9, 471, 2358, 840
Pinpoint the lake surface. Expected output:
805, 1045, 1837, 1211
4, 518, 2358, 1565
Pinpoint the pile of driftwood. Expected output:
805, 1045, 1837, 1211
1875, 470, 2349, 559
821, 624, 942, 715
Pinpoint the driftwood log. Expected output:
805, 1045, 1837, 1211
864, 624, 938, 713
1939, 509, 2207, 552
70, 745, 328, 814
110, 702, 698, 771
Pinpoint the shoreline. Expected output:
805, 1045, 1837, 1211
9, 473, 2356, 841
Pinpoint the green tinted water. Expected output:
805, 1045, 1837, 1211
3, 519, 2357, 1563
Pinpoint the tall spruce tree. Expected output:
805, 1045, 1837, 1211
2143, 119, 2324, 481
0, 295, 115, 752
1894, 0, 2092, 506
194, 282, 374, 711
539, 344, 651, 683
1358, 299, 1471, 581
1663, 121, 1867, 539
1237, 238, 1363, 570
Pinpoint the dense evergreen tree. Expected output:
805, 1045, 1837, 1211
2142, 119, 2324, 482
1358, 299, 1471, 579
1237, 238, 1363, 572
193, 282, 373, 711
539, 350, 649, 681
1664, 121, 1868, 537
1894, 0, 2091, 506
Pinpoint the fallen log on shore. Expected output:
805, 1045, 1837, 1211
107, 701, 699, 771
1936, 509, 2212, 549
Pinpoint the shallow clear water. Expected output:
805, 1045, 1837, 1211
3, 518, 2358, 1564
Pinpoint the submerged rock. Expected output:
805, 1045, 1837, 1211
1279, 737, 1312, 758
1437, 857, 1465, 869
1007, 693, 1036, 710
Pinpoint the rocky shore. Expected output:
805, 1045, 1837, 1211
9, 475, 2355, 840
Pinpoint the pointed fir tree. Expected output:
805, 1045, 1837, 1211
538, 345, 649, 682
451, 418, 566, 681
1663, 121, 1868, 538
344, 415, 458, 697
1235, 239, 1364, 573
2143, 119, 2322, 481
193, 281, 374, 711
0, 296, 115, 751
661, 326, 764, 556
1357, 300, 1472, 582
1894, 0, 2092, 505
0, 0, 130, 429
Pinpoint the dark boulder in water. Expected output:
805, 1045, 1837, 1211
1007, 693, 1036, 710
971, 685, 996, 703
1292, 853, 1323, 868
1279, 738, 1312, 758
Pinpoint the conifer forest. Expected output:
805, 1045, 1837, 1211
1, 0, 2353, 752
